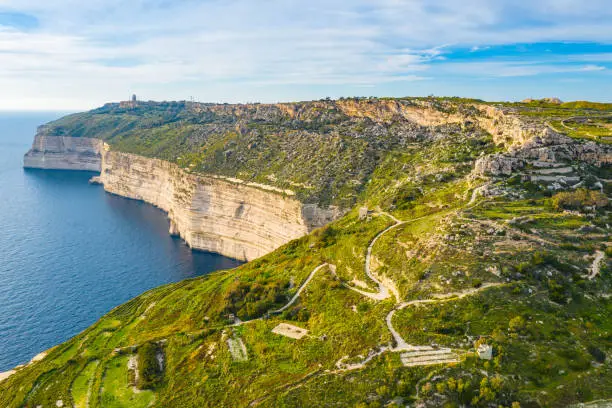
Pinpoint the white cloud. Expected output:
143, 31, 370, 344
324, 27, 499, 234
437, 61, 606, 77
0, 0, 610, 109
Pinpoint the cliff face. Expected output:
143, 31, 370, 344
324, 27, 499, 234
23, 134, 103, 171
335, 99, 551, 148
96, 149, 342, 261
24, 135, 343, 261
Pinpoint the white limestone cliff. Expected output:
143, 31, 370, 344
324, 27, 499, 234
24, 135, 344, 261
24, 134, 103, 171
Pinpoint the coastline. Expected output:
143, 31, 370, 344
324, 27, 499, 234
24, 136, 345, 261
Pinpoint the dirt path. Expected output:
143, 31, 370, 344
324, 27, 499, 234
272, 264, 329, 313
333, 347, 391, 371
184, 209, 504, 376
358, 211, 438, 301
547, 121, 567, 135
362, 218, 405, 301
385, 283, 505, 352
227, 263, 329, 327
588, 250, 605, 280
327, 210, 507, 370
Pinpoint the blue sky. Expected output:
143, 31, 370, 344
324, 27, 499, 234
0, 0, 610, 110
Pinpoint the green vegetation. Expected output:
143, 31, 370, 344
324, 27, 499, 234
552, 188, 609, 211
137, 342, 163, 390
71, 360, 98, 408
101, 355, 155, 408
3, 97, 611, 407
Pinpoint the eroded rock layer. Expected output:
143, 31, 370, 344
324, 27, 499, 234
24, 135, 343, 261
23, 134, 103, 171
97, 149, 343, 261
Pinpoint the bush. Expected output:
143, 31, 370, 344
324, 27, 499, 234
551, 189, 608, 211
587, 345, 606, 363
508, 316, 526, 333
137, 342, 163, 390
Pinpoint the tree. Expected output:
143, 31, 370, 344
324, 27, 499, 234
137, 342, 163, 389
447, 377, 457, 392
508, 316, 526, 333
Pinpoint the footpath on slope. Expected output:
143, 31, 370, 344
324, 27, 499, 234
328, 210, 505, 371
588, 250, 605, 280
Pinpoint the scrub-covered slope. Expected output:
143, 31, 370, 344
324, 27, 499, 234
3, 98, 612, 407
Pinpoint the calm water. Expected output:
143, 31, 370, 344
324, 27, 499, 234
0, 112, 242, 371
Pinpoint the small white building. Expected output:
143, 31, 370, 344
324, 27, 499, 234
477, 344, 493, 360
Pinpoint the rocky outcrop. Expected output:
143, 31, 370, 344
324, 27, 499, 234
474, 154, 525, 176
474, 127, 612, 177
23, 133, 103, 171
96, 147, 343, 261
334, 99, 559, 148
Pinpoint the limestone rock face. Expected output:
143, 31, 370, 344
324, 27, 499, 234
474, 127, 612, 177
97, 149, 343, 261
23, 134, 345, 261
23, 134, 103, 171
474, 154, 524, 176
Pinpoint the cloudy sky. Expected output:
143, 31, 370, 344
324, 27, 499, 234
0, 0, 611, 110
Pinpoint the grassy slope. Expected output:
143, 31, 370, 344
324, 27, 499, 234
40, 98, 611, 206
3, 99, 611, 407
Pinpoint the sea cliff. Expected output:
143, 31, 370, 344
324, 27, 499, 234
23, 134, 103, 171
24, 135, 343, 261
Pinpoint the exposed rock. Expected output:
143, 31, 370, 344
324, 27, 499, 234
24, 136, 345, 261
477, 344, 493, 360
97, 148, 344, 261
474, 126, 612, 177
521, 97, 562, 104
507, 216, 534, 226
358, 206, 369, 220
474, 154, 524, 176
23, 133, 103, 171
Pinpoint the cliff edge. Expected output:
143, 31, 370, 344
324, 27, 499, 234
24, 133, 343, 261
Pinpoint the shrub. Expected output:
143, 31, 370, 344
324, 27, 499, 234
587, 345, 606, 363
508, 316, 526, 333
551, 189, 608, 211
392, 184, 423, 210
137, 342, 163, 390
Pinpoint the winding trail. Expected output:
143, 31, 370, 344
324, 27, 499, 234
101, 207, 509, 392
348, 211, 434, 301
386, 283, 505, 351
588, 250, 605, 280
360, 218, 405, 300
325, 210, 506, 371
229, 263, 329, 327
272, 264, 329, 313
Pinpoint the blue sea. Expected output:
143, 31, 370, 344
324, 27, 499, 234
0, 112, 241, 371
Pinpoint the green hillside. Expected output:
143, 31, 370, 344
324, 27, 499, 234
3, 98, 611, 407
